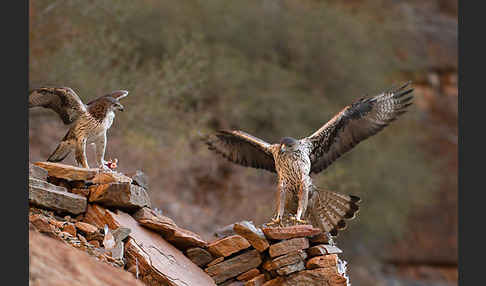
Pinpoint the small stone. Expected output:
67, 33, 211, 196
233, 221, 269, 252
63, 223, 77, 237
48, 218, 66, 229
307, 245, 342, 257
261, 225, 321, 240
268, 237, 309, 258
276, 260, 305, 276
208, 235, 251, 257
89, 240, 101, 248
77, 233, 88, 244
75, 222, 99, 235
236, 268, 260, 281
244, 274, 266, 286
306, 254, 338, 269
186, 247, 214, 267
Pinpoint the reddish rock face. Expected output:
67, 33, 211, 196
208, 235, 251, 257
268, 237, 309, 258
29, 230, 145, 286
261, 225, 321, 240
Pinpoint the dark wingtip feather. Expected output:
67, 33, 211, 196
350, 195, 361, 203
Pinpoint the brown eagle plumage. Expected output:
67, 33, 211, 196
205, 82, 414, 236
29, 87, 128, 169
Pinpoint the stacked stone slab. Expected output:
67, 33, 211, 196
187, 222, 350, 286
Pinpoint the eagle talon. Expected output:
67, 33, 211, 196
267, 216, 283, 227
289, 215, 308, 225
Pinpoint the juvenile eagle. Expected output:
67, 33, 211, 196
205, 82, 413, 236
29, 87, 128, 170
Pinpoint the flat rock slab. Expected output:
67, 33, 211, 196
307, 244, 342, 257
284, 268, 346, 286
29, 177, 87, 215
83, 205, 216, 286
133, 207, 207, 249
261, 225, 321, 240
306, 254, 338, 269
233, 221, 269, 252
244, 274, 266, 286
133, 207, 177, 235
276, 260, 305, 276
89, 183, 151, 210
91, 171, 133, 184
208, 235, 251, 257
186, 247, 214, 267
34, 162, 99, 181
264, 250, 307, 271
268, 237, 309, 258
205, 250, 262, 284
29, 163, 48, 180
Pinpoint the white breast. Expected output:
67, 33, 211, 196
103, 111, 115, 129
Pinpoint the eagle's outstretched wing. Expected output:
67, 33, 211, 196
304, 81, 414, 174
86, 90, 129, 106
29, 87, 87, 124
205, 130, 277, 173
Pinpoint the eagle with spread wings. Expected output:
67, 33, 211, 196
29, 87, 128, 170
205, 82, 414, 236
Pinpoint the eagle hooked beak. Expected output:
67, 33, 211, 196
280, 144, 286, 153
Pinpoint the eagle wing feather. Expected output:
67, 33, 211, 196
304, 81, 414, 174
205, 130, 277, 173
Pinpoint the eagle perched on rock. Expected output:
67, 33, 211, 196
205, 82, 414, 236
29, 87, 128, 170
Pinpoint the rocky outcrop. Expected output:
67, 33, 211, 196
28, 162, 351, 286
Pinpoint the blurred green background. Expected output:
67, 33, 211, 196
29, 1, 457, 285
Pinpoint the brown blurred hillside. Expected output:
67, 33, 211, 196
29, 1, 457, 285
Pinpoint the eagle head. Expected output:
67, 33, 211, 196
279, 137, 298, 153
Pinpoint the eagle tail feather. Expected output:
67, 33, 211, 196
307, 187, 360, 237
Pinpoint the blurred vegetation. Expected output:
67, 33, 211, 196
30, 0, 440, 264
